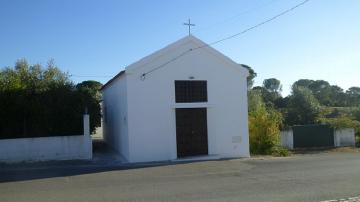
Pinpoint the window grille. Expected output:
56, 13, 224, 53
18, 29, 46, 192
175, 80, 207, 103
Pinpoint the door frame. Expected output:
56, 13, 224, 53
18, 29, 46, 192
172, 106, 210, 159
170, 104, 213, 160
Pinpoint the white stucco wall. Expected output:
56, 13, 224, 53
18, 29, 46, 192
0, 135, 92, 163
280, 130, 294, 149
123, 36, 249, 163
0, 115, 92, 163
102, 75, 129, 161
334, 128, 355, 147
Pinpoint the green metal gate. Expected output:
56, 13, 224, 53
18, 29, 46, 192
293, 124, 334, 148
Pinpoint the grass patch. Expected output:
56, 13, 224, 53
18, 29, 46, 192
270, 146, 291, 157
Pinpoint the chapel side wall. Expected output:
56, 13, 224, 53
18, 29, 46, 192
102, 76, 129, 161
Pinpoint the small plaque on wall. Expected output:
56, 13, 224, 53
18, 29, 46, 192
232, 136, 242, 143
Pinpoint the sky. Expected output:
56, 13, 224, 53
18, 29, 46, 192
1, 0, 359, 95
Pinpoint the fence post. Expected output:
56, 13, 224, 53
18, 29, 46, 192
83, 114, 90, 136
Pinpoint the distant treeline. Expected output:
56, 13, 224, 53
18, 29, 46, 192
243, 64, 360, 155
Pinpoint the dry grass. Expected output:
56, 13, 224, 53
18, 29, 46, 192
292, 146, 360, 155
329, 146, 360, 153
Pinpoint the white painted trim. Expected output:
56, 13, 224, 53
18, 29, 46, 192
170, 108, 178, 160
171, 103, 214, 108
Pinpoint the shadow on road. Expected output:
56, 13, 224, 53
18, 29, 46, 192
0, 140, 227, 183
0, 140, 154, 183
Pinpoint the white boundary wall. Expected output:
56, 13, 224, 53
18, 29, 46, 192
280, 130, 293, 149
0, 115, 92, 163
334, 128, 355, 147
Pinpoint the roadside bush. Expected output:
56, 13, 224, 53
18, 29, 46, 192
353, 108, 360, 121
270, 146, 290, 157
319, 116, 360, 148
318, 116, 360, 131
248, 90, 286, 155
319, 117, 360, 135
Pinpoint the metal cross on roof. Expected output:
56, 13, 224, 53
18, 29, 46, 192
183, 19, 195, 36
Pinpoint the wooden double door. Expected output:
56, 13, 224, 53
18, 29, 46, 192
175, 108, 208, 158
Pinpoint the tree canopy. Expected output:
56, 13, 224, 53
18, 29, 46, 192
0, 59, 70, 91
263, 78, 282, 93
0, 59, 102, 139
285, 86, 321, 126
241, 64, 257, 89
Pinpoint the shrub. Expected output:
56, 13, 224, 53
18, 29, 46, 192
319, 116, 360, 147
270, 146, 290, 157
248, 90, 284, 155
318, 116, 360, 131
353, 108, 360, 121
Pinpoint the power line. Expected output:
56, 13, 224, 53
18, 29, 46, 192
196, 0, 279, 32
141, 50, 191, 79
204, 0, 310, 47
141, 0, 310, 80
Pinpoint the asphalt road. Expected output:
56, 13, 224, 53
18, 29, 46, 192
0, 152, 360, 202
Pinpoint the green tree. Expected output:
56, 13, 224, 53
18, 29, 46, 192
263, 78, 282, 93
0, 58, 70, 92
76, 80, 103, 133
347, 87, 360, 95
292, 79, 346, 106
252, 86, 280, 108
292, 79, 314, 89
248, 89, 264, 113
285, 86, 321, 126
0, 59, 101, 138
241, 64, 257, 89
76, 80, 102, 101
353, 108, 360, 121
328, 85, 346, 106
346, 87, 360, 106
